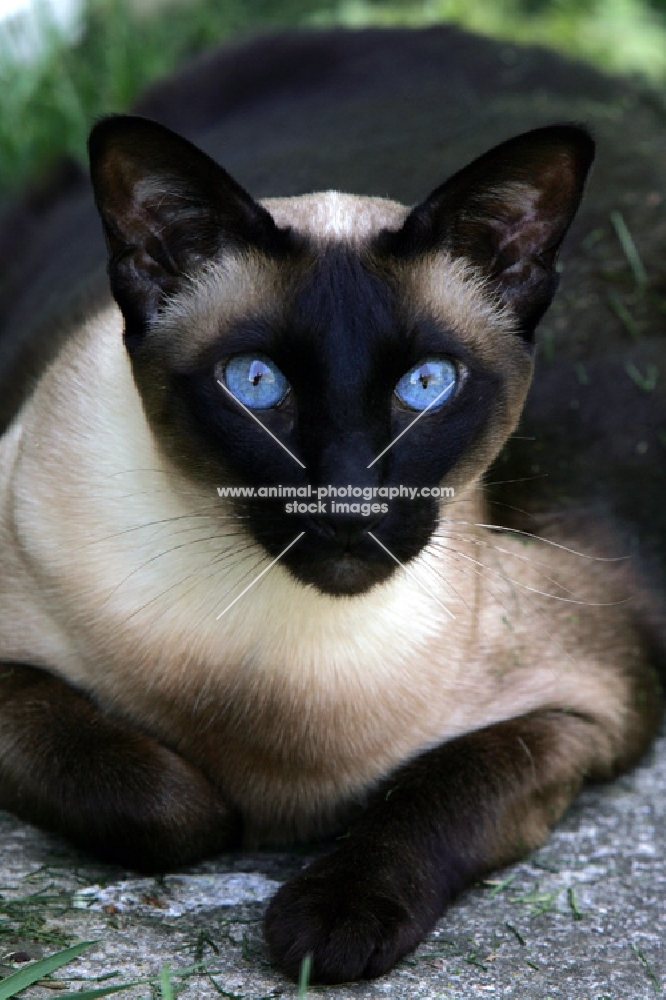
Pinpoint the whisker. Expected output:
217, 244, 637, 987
425, 536, 579, 673
80, 510, 248, 549
103, 531, 245, 605
440, 520, 628, 562
414, 547, 475, 616
418, 545, 561, 682
147, 546, 270, 658
116, 540, 260, 627
430, 534, 626, 607
432, 531, 580, 599
481, 474, 547, 488
102, 467, 185, 480
426, 537, 524, 621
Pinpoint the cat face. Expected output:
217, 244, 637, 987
88, 117, 593, 596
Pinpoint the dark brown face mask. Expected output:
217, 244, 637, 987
86, 116, 591, 596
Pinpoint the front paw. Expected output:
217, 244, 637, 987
264, 846, 439, 983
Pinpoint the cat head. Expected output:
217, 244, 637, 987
88, 115, 593, 597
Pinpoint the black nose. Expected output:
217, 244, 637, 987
321, 512, 384, 552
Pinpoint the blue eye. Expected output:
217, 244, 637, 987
395, 358, 458, 411
221, 354, 290, 409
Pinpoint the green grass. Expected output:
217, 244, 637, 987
297, 953, 312, 997
0, 946, 216, 1000
629, 942, 661, 993
0, 0, 343, 197
1, 0, 666, 200
0, 942, 95, 1000
0, 887, 75, 949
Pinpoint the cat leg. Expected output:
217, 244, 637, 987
0, 663, 240, 871
265, 696, 660, 984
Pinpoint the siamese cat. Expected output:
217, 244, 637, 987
0, 26, 665, 986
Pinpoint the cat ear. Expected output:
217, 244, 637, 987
382, 125, 595, 338
88, 115, 286, 346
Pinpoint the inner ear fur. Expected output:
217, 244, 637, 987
88, 115, 287, 346
380, 125, 595, 338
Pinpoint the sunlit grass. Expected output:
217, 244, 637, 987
0, 0, 665, 199
312, 0, 666, 80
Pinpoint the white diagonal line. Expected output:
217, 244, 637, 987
215, 532, 305, 620
217, 380, 306, 469
367, 531, 456, 620
367, 378, 456, 468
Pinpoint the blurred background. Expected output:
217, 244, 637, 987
1, 0, 666, 200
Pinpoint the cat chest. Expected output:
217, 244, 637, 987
98, 615, 483, 840
101, 558, 623, 843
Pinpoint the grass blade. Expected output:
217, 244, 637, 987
610, 210, 648, 289
52, 960, 208, 1000
0, 941, 96, 1000
630, 942, 660, 992
625, 361, 658, 392
607, 291, 641, 339
48, 984, 143, 1000
160, 965, 174, 1000
297, 953, 312, 998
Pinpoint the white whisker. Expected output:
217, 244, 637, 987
441, 520, 628, 562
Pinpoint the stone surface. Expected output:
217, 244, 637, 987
1, 727, 665, 999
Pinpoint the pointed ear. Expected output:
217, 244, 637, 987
381, 125, 595, 338
88, 115, 286, 347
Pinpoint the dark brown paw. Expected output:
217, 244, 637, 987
0, 668, 242, 872
264, 846, 441, 983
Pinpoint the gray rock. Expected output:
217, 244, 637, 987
1, 728, 664, 998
